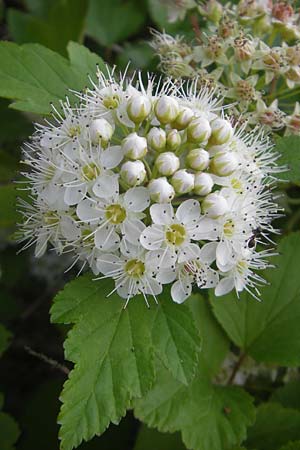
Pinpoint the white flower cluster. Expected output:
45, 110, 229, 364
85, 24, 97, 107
19, 68, 281, 305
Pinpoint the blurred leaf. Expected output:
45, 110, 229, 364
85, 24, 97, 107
272, 380, 300, 411
276, 136, 300, 183
147, 0, 194, 35
8, 0, 88, 56
246, 403, 300, 450
210, 233, 300, 366
0, 185, 17, 229
0, 324, 12, 357
0, 150, 19, 182
0, 99, 32, 145
116, 42, 156, 71
67, 41, 107, 84
0, 289, 19, 322
133, 425, 184, 450
280, 442, 300, 450
51, 276, 201, 449
0, 407, 20, 450
134, 364, 255, 450
0, 42, 105, 115
87, 0, 147, 46
24, 0, 53, 18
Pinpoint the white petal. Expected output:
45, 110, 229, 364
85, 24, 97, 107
215, 276, 235, 296
145, 248, 176, 271
117, 279, 136, 299
171, 279, 192, 304
150, 203, 174, 225
198, 268, 219, 289
156, 268, 177, 284
178, 243, 201, 263
95, 225, 120, 250
216, 241, 232, 267
124, 187, 150, 212
176, 199, 201, 224
97, 253, 122, 275
35, 233, 49, 258
60, 216, 81, 241
140, 225, 164, 250
196, 217, 219, 240
76, 199, 102, 222
64, 183, 87, 206
199, 242, 218, 264
101, 145, 124, 169
122, 218, 145, 245
119, 240, 141, 258
143, 276, 162, 296
92, 174, 119, 199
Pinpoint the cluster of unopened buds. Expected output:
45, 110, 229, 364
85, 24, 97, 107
19, 68, 281, 305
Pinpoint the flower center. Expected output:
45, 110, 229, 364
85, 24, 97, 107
44, 212, 59, 226
223, 219, 235, 237
237, 260, 248, 275
82, 229, 94, 245
105, 204, 126, 224
68, 125, 81, 138
125, 259, 145, 278
103, 95, 120, 110
166, 224, 186, 246
81, 163, 101, 181
230, 178, 243, 194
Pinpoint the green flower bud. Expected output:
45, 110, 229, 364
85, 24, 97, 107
172, 106, 194, 130
194, 172, 214, 196
122, 133, 147, 160
155, 152, 180, 176
120, 161, 146, 186
155, 95, 179, 124
166, 129, 182, 151
171, 169, 194, 194
202, 192, 228, 218
209, 118, 233, 145
90, 118, 113, 147
127, 94, 152, 123
148, 177, 175, 203
187, 117, 212, 144
210, 151, 238, 176
147, 127, 166, 152
186, 148, 210, 171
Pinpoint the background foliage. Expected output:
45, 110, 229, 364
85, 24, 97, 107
0, 0, 300, 449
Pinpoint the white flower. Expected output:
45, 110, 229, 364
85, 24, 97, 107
120, 160, 147, 186
148, 177, 175, 203
155, 152, 180, 176
96, 243, 162, 306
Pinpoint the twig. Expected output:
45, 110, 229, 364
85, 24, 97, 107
227, 352, 247, 385
24, 345, 70, 375
189, 13, 202, 43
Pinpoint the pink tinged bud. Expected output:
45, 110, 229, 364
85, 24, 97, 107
148, 177, 175, 203
171, 169, 194, 194
90, 118, 113, 146
127, 94, 152, 123
166, 129, 182, 151
202, 192, 229, 218
120, 160, 146, 186
209, 118, 234, 145
155, 96, 179, 124
194, 172, 214, 196
155, 152, 180, 176
186, 148, 210, 171
122, 133, 148, 160
187, 117, 212, 144
210, 151, 238, 176
147, 127, 166, 152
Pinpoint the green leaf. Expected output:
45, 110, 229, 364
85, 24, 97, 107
276, 135, 300, 183
8, 0, 88, 56
280, 442, 300, 450
0, 324, 12, 357
51, 276, 201, 449
210, 233, 300, 366
116, 42, 156, 71
246, 403, 300, 450
0, 99, 32, 145
0, 184, 18, 229
86, 0, 147, 46
133, 425, 184, 450
134, 365, 255, 450
0, 393, 20, 450
67, 41, 107, 84
0, 41, 104, 115
271, 380, 300, 411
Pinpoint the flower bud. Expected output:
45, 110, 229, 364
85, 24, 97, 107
166, 129, 181, 151
148, 177, 175, 203
90, 118, 113, 147
202, 192, 228, 218
147, 127, 166, 152
122, 133, 147, 160
194, 172, 214, 196
155, 152, 180, 176
209, 118, 234, 145
210, 151, 238, 176
171, 170, 194, 194
120, 160, 146, 186
155, 95, 179, 124
186, 148, 210, 171
127, 94, 152, 123
172, 106, 194, 130
187, 117, 212, 144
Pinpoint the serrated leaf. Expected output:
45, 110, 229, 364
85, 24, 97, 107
86, 0, 147, 46
133, 425, 184, 450
276, 136, 300, 183
0, 324, 12, 357
280, 442, 300, 450
271, 380, 300, 411
246, 403, 300, 450
134, 365, 255, 450
0, 41, 104, 114
210, 233, 300, 366
51, 275, 201, 449
0, 393, 20, 450
67, 42, 107, 83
